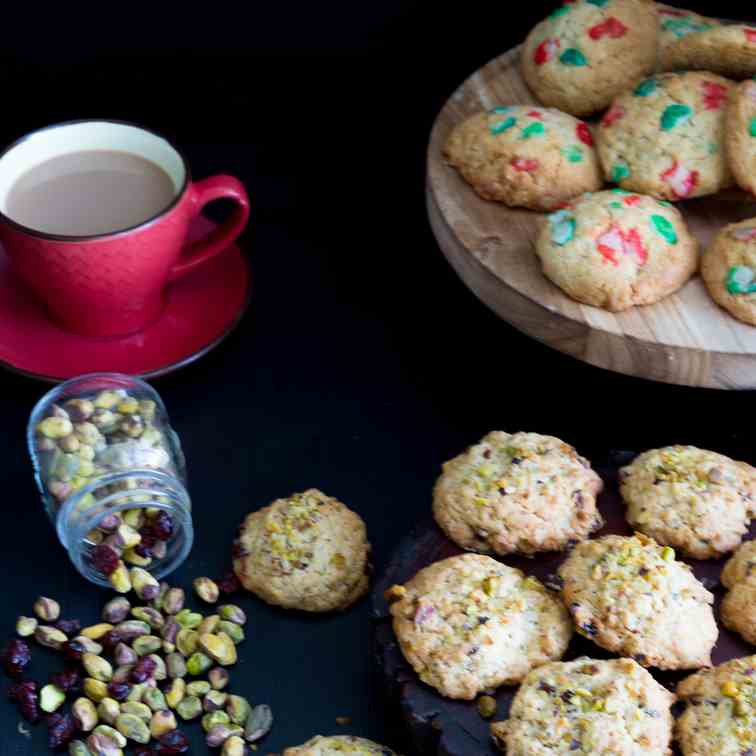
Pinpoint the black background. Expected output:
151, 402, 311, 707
0, 1, 754, 753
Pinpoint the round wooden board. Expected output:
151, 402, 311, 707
371, 451, 755, 756
427, 45, 756, 390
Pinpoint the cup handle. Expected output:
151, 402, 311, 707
168, 175, 250, 282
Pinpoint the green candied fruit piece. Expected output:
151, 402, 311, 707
490, 117, 516, 136
650, 215, 678, 245
750, 117, 756, 138
611, 162, 630, 182
634, 79, 657, 97
586, 0, 608, 6
559, 48, 587, 66
521, 122, 546, 140
726, 266, 756, 295
562, 145, 583, 163
656, 199, 673, 208
489, 106, 512, 114
610, 188, 632, 196
609, 201, 623, 209
548, 210, 576, 247
550, 4, 571, 19
662, 17, 714, 39
661, 104, 693, 131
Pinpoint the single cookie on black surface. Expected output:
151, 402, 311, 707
521, 0, 658, 117
232, 489, 371, 612
536, 190, 698, 311
656, 4, 722, 71
386, 554, 572, 700
443, 106, 602, 210
596, 71, 735, 201
660, 24, 756, 78
283, 735, 398, 755
433, 431, 603, 556
676, 655, 756, 755
720, 540, 756, 646
558, 533, 718, 669
491, 657, 675, 755
702, 219, 756, 326
726, 79, 756, 196
620, 445, 756, 559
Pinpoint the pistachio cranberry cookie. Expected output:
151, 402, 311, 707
443, 106, 602, 210
701, 219, 756, 325
536, 190, 698, 310
620, 445, 756, 559
597, 72, 735, 200
660, 24, 756, 78
491, 657, 674, 755
726, 79, 756, 195
521, 0, 658, 117
558, 533, 718, 669
720, 540, 756, 645
657, 5, 722, 71
433, 431, 603, 556
232, 489, 371, 612
676, 655, 756, 755
283, 735, 397, 755
385, 554, 572, 700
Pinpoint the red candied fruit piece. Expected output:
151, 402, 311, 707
623, 195, 641, 206
157, 729, 190, 754
534, 38, 560, 65
91, 544, 120, 576
3, 639, 31, 679
702, 81, 729, 111
47, 712, 77, 749
588, 17, 628, 40
601, 104, 625, 127
511, 157, 539, 172
746, 28, 756, 44
527, 110, 544, 119
576, 122, 593, 146
130, 656, 158, 684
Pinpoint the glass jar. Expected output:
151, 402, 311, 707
27, 373, 193, 588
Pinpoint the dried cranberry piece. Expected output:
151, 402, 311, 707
47, 712, 76, 749
51, 666, 82, 695
101, 630, 124, 651
152, 512, 174, 541
54, 619, 82, 636
61, 640, 86, 662
134, 542, 153, 559
3, 639, 31, 678
138, 526, 158, 549
9, 681, 39, 723
133, 748, 155, 756
156, 729, 189, 753
217, 572, 240, 595
130, 656, 157, 684
91, 544, 120, 576
107, 680, 131, 701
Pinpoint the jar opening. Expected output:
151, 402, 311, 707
57, 469, 193, 588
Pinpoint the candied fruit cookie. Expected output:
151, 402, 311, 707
720, 540, 756, 646
660, 24, 756, 78
443, 105, 602, 210
596, 71, 735, 200
725, 79, 756, 196
535, 190, 698, 311
656, 4, 722, 71
521, 0, 658, 117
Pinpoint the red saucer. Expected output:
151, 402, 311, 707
0, 216, 251, 382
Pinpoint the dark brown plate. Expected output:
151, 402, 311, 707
372, 450, 755, 755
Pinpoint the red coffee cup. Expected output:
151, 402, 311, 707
0, 120, 250, 337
